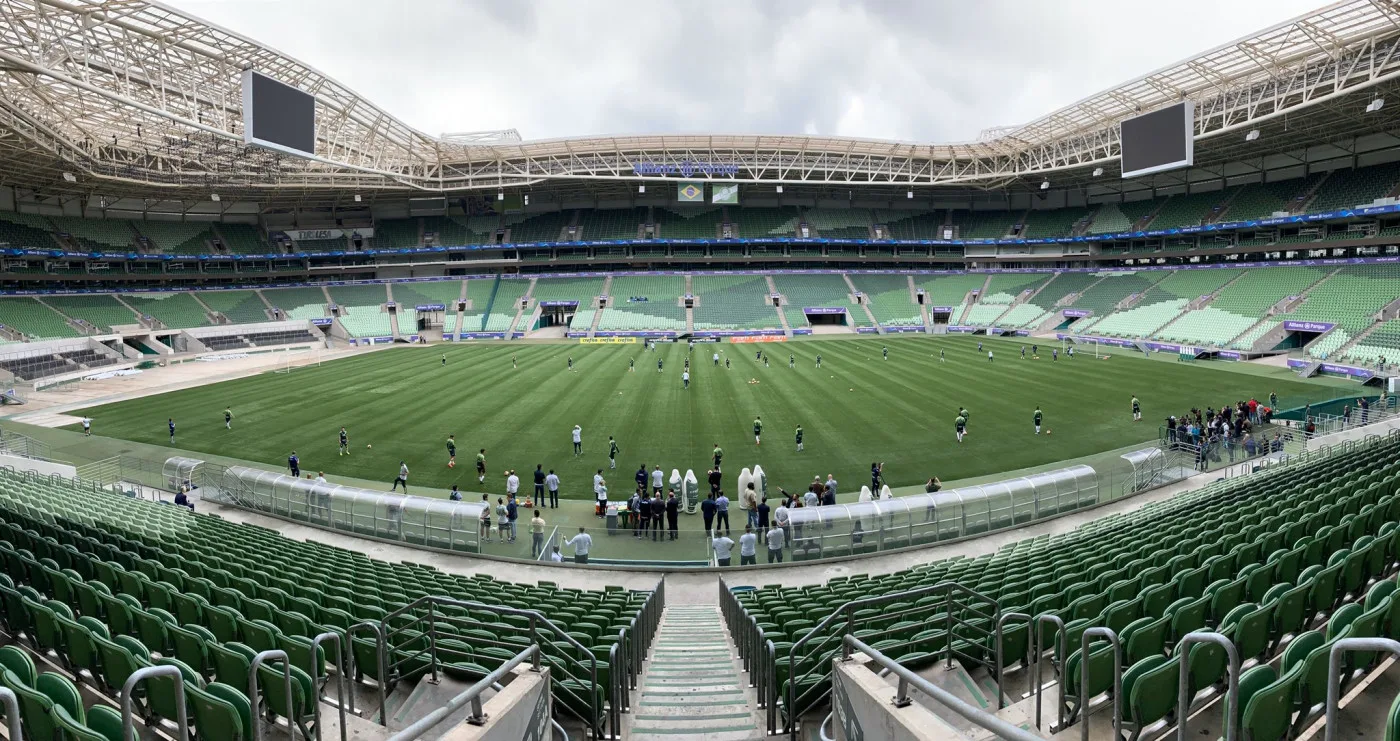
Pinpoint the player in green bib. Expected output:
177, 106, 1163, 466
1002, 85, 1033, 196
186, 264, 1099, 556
1132, 396, 1141, 422
795, 424, 804, 452
712, 444, 723, 469
475, 449, 487, 483
446, 435, 457, 466
609, 437, 620, 469
1034, 407, 1043, 435
753, 416, 763, 446
955, 414, 967, 443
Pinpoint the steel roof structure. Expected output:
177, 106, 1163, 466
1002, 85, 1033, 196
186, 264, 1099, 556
4, 0, 1400, 201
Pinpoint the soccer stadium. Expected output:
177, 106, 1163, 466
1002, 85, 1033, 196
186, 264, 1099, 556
5, 1, 1400, 739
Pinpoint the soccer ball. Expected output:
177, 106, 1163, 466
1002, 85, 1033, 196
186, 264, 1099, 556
366, 444, 372, 449
1046, 430, 1052, 436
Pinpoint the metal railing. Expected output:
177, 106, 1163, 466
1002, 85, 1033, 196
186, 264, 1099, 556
386, 644, 540, 741
841, 636, 1041, 741
249, 650, 297, 741
1077, 627, 1121, 741
781, 581, 998, 739
372, 595, 624, 739
1176, 632, 1240, 741
0, 687, 18, 741
719, 578, 777, 734
122, 665, 190, 741
1325, 637, 1400, 741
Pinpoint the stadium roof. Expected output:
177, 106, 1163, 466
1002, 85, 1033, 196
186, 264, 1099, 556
3, 0, 1400, 203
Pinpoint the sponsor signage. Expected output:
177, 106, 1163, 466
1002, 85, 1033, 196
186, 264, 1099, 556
538, 300, 580, 307
855, 326, 881, 334
928, 306, 955, 313
578, 337, 639, 344
803, 307, 847, 315
1286, 358, 1376, 379
1218, 351, 1242, 360
884, 326, 927, 334
310, 318, 334, 326
1062, 309, 1094, 318
1283, 320, 1335, 333
727, 334, 788, 343
284, 228, 374, 241
414, 304, 446, 311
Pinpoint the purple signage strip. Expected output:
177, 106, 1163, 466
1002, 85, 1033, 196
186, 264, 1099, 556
856, 327, 881, 334
415, 303, 447, 311
310, 318, 334, 326
1062, 309, 1094, 318
1283, 320, 1335, 333
803, 307, 848, 315
538, 300, 580, 308
928, 306, 955, 314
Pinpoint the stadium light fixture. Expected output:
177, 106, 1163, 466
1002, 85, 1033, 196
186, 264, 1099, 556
906, 190, 913, 199
1040, 181, 1050, 190
775, 185, 783, 194
1092, 167, 1104, 177
638, 185, 645, 194
353, 194, 361, 202
61, 172, 76, 183
523, 194, 530, 205
1367, 98, 1385, 113
497, 191, 504, 201
210, 193, 220, 202
1245, 129, 1260, 141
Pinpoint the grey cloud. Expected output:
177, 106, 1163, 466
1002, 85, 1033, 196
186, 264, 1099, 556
171, 0, 1326, 142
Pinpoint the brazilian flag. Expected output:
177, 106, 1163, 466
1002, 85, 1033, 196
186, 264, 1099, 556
677, 182, 704, 203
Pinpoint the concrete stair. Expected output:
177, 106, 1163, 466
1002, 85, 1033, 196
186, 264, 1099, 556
625, 605, 765, 741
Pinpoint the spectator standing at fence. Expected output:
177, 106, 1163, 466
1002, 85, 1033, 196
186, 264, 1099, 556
479, 495, 492, 542
713, 532, 735, 566
506, 495, 519, 542
530, 510, 546, 558
745, 484, 760, 528
651, 491, 665, 541
757, 496, 771, 542
739, 526, 758, 565
545, 469, 560, 509
824, 475, 837, 505
564, 527, 592, 564
715, 491, 731, 535
1360, 397, 1371, 424
766, 522, 785, 563
495, 498, 509, 540
701, 492, 717, 533
505, 469, 519, 500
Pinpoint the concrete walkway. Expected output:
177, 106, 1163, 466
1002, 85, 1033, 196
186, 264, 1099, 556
625, 605, 765, 741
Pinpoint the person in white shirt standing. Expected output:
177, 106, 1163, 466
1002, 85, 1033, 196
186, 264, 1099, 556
392, 462, 409, 492
651, 465, 664, 496
505, 469, 520, 499
565, 527, 593, 564
738, 526, 758, 566
545, 469, 561, 509
81, 417, 92, 436
571, 425, 583, 456
766, 523, 786, 562
712, 532, 735, 567
682, 370, 690, 389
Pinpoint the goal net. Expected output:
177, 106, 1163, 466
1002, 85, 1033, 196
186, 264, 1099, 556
274, 348, 322, 374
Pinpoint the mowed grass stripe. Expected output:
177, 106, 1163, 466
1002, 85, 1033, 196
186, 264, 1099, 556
68, 338, 1339, 495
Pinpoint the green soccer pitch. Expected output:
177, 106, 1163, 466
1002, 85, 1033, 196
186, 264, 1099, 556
66, 337, 1343, 498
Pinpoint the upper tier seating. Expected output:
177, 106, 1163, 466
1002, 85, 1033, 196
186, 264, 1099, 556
121, 293, 211, 329
530, 277, 606, 304
693, 275, 779, 330
1087, 200, 1159, 234
338, 308, 393, 338
773, 275, 852, 327
0, 467, 649, 733
373, 218, 422, 249
327, 284, 388, 309
876, 210, 943, 240
44, 295, 137, 332
849, 274, 921, 327
0, 298, 80, 339
1150, 190, 1234, 229
1344, 319, 1400, 368
505, 212, 569, 243
260, 287, 329, 320
1307, 163, 1400, 213
916, 274, 987, 310
1025, 273, 1100, 313
654, 207, 723, 239
577, 209, 645, 240
980, 274, 1051, 305
133, 221, 214, 253
963, 304, 1010, 327
1284, 265, 1400, 338
1021, 207, 1090, 239
1229, 175, 1324, 221
805, 209, 872, 239
1062, 272, 1164, 318
0, 212, 58, 252
949, 210, 1018, 239
50, 218, 136, 251
422, 216, 495, 246
598, 276, 687, 331
733, 208, 800, 238
196, 291, 269, 325
213, 224, 268, 254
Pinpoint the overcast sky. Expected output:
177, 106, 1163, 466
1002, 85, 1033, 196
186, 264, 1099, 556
170, 0, 1326, 143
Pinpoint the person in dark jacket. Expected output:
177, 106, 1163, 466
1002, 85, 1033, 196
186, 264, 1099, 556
701, 492, 717, 533
666, 490, 680, 540
651, 493, 666, 541
707, 468, 722, 495
756, 496, 771, 543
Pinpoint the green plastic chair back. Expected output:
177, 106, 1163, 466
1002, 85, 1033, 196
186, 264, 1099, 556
0, 645, 36, 685
86, 703, 132, 741
187, 682, 250, 741
1241, 663, 1300, 741
53, 704, 107, 741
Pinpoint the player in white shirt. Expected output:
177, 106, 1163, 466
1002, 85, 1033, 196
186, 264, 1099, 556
651, 466, 664, 494
505, 470, 520, 496
571, 425, 583, 456
682, 370, 690, 389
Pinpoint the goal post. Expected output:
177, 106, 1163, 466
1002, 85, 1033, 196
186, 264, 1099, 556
273, 347, 322, 374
